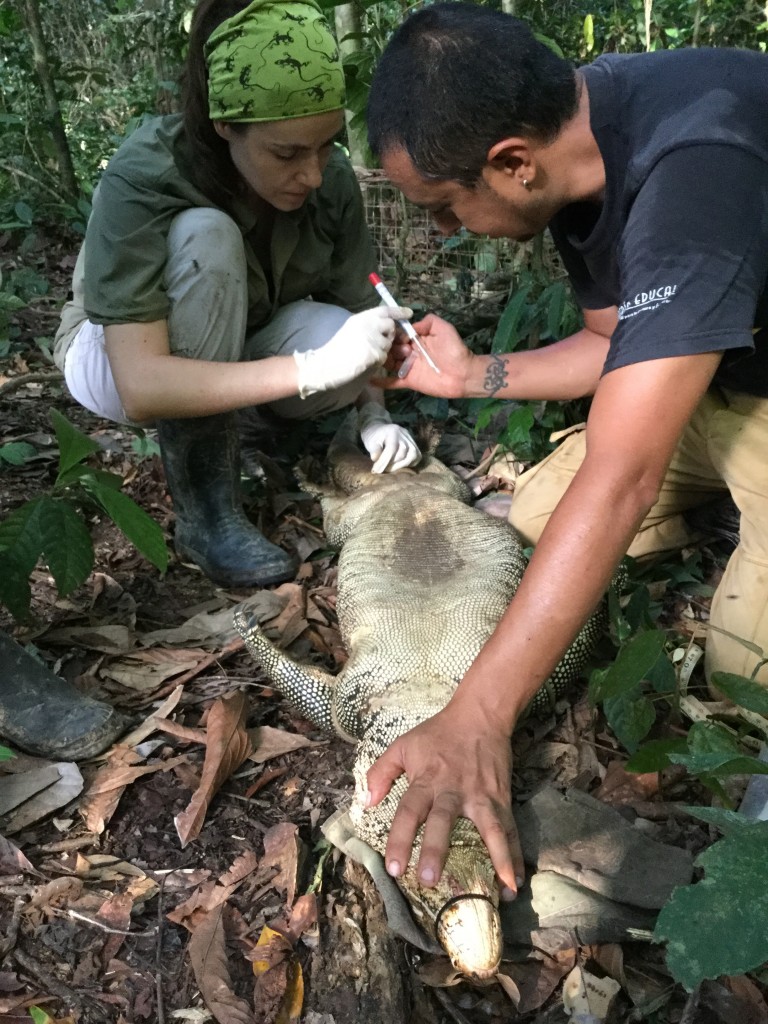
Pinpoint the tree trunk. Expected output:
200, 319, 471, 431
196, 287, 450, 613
334, 2, 367, 167
20, 0, 79, 201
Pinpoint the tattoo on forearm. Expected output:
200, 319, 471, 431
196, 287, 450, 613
483, 354, 509, 395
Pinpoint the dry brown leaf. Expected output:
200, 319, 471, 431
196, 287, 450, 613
80, 747, 188, 833
101, 647, 208, 692
187, 904, 255, 1024
593, 760, 661, 808
264, 583, 307, 648
286, 894, 318, 943
42, 624, 135, 653
244, 766, 288, 798
218, 850, 259, 888
97, 891, 134, 966
499, 957, 572, 1014
2, 763, 84, 833
248, 725, 322, 765
155, 719, 208, 744
118, 684, 184, 748
496, 972, 522, 1006
0, 834, 39, 876
262, 823, 301, 908
174, 691, 254, 848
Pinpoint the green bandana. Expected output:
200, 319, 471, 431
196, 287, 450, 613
205, 0, 346, 122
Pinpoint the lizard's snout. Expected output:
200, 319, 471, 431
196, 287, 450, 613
435, 893, 502, 979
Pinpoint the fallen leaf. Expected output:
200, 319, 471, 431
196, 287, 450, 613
174, 691, 254, 847
262, 823, 301, 908
101, 648, 207, 691
97, 891, 134, 966
42, 624, 135, 653
263, 583, 307, 648
594, 760, 661, 808
188, 904, 255, 1024
248, 726, 323, 764
2, 763, 84, 833
80, 747, 188, 833
0, 834, 41, 875
118, 684, 184, 748
0, 765, 62, 815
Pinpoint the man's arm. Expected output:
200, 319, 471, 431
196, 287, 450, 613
377, 306, 617, 401
366, 348, 722, 895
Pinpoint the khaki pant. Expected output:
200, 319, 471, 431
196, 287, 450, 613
509, 388, 768, 685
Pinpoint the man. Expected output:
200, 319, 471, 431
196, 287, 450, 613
362, 2, 768, 903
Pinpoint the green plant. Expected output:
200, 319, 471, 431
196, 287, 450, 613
587, 557, 768, 988
0, 409, 168, 620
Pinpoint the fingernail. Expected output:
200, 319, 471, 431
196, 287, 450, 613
387, 860, 401, 877
360, 788, 371, 807
516, 875, 525, 888
501, 886, 517, 902
420, 867, 435, 885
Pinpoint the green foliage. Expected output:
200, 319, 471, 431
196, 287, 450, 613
0, 744, 15, 761
0, 410, 168, 620
654, 821, 768, 990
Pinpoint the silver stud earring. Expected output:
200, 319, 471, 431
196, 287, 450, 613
522, 178, 532, 190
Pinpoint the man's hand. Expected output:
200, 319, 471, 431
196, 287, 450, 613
365, 701, 524, 898
373, 314, 474, 398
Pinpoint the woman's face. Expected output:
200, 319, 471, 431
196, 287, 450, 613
214, 110, 346, 212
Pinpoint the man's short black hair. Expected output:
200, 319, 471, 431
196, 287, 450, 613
367, 2, 578, 186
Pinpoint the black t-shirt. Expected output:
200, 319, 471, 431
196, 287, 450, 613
548, 48, 768, 395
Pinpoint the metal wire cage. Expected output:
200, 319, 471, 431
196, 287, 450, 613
356, 168, 518, 320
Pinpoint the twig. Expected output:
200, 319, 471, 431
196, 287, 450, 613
150, 636, 245, 701
0, 370, 63, 399
13, 947, 83, 1010
0, 161, 64, 202
155, 874, 167, 1024
465, 443, 501, 479
64, 908, 157, 938
0, 897, 24, 956
38, 835, 100, 853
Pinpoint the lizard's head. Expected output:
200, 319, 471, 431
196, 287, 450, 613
397, 829, 502, 979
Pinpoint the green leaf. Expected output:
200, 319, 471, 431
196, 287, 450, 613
0, 552, 32, 619
592, 629, 668, 701
668, 751, 768, 778
492, 285, 531, 353
0, 497, 47, 574
687, 720, 741, 756
683, 805, 756, 834
654, 822, 768, 989
0, 744, 15, 761
603, 689, 655, 753
50, 408, 101, 477
625, 736, 688, 772
501, 404, 535, 450
0, 441, 37, 466
710, 672, 768, 715
37, 497, 94, 596
89, 483, 168, 572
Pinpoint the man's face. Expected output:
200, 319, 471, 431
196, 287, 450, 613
381, 147, 553, 241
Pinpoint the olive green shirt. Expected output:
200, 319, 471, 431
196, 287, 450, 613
54, 114, 377, 367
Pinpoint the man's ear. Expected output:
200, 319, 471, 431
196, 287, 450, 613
213, 120, 232, 141
486, 138, 533, 180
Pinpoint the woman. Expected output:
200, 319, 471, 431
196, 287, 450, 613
54, 0, 420, 588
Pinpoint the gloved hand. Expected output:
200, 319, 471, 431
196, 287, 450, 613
358, 402, 421, 473
294, 306, 413, 399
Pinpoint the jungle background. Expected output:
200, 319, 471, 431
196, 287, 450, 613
2, 0, 768, 1022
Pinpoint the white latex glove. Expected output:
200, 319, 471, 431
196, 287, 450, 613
294, 305, 412, 399
358, 401, 421, 473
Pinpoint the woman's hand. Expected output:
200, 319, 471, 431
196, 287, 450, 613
365, 699, 524, 898
373, 314, 474, 399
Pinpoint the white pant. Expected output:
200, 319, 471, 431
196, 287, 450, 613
63, 207, 367, 424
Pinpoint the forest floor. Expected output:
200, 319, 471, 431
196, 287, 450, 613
1, 229, 767, 1024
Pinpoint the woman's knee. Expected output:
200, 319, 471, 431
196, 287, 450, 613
165, 209, 248, 361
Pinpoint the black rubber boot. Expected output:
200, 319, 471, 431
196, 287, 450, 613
156, 412, 296, 587
0, 631, 127, 760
